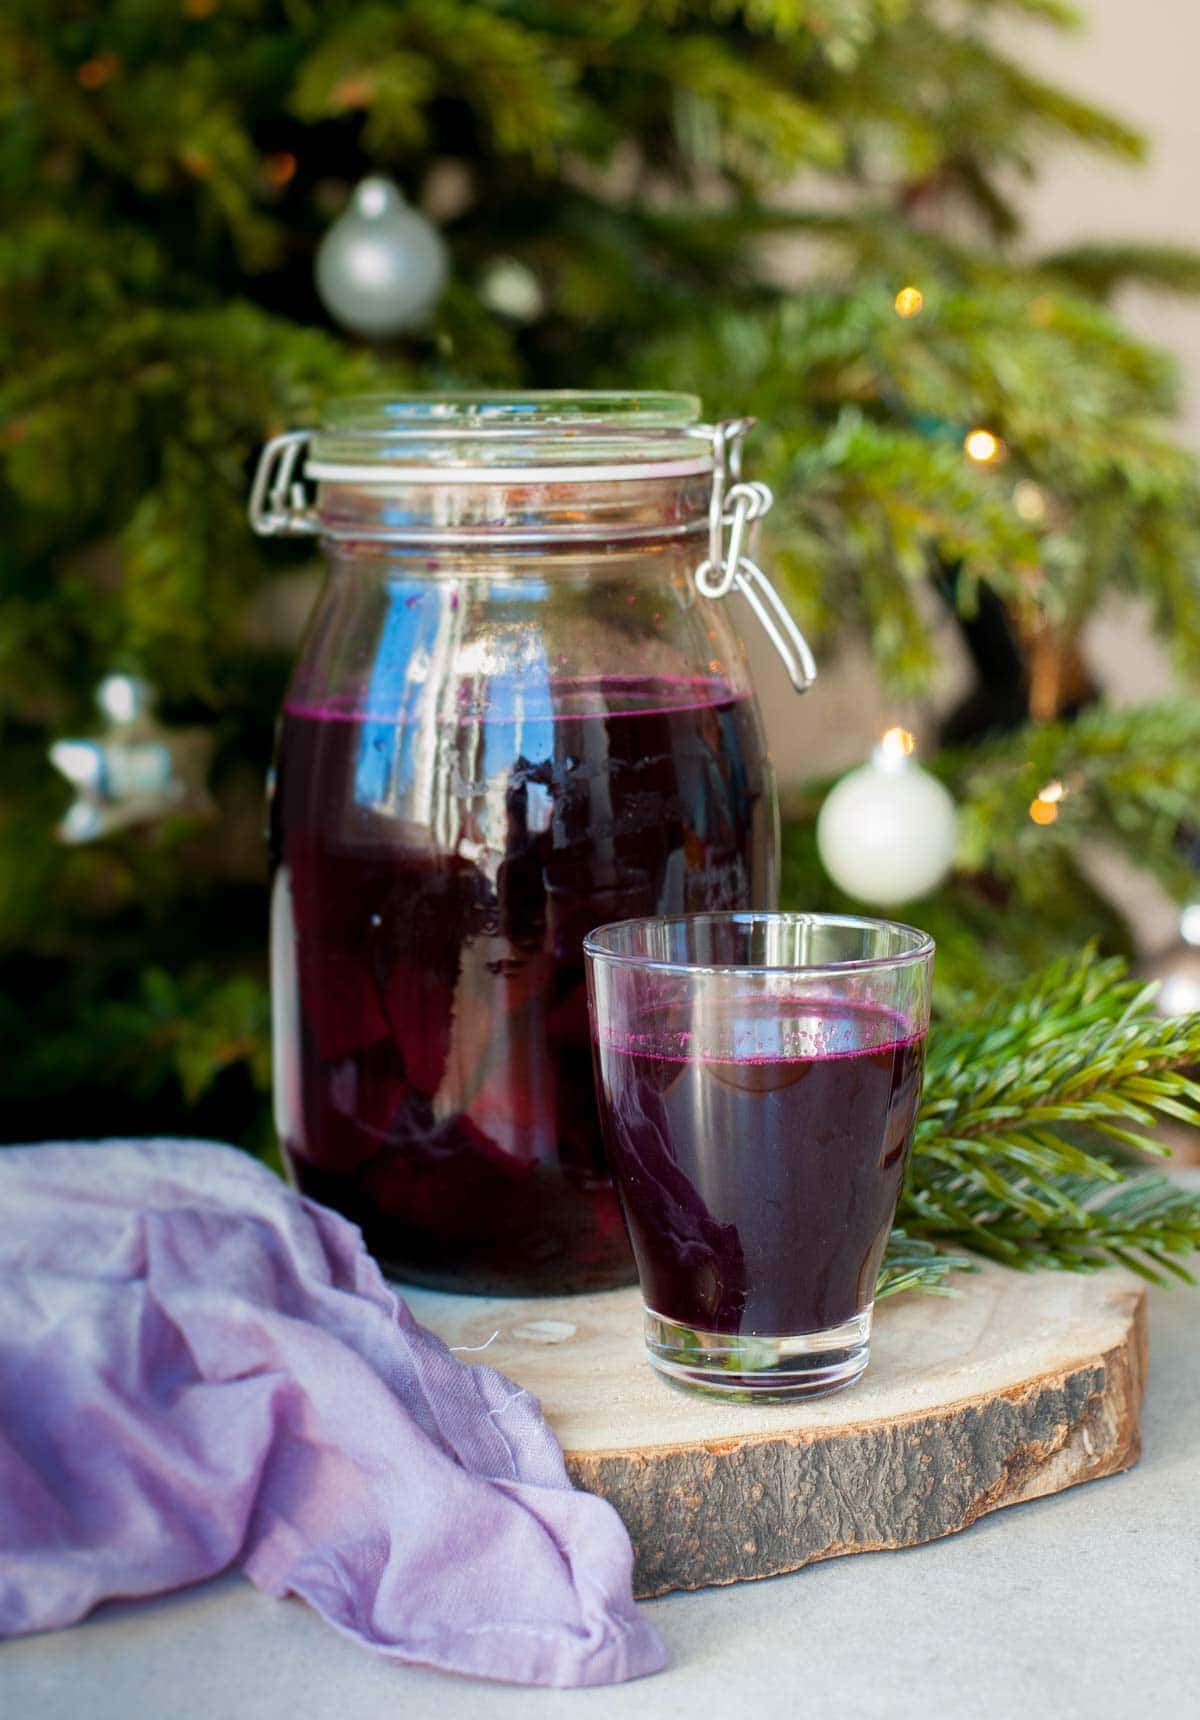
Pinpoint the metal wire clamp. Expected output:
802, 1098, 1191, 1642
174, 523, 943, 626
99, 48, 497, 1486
248, 431, 316, 537
694, 420, 817, 694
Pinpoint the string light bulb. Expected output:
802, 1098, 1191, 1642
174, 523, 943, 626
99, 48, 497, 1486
894, 286, 924, 318
1029, 779, 1065, 826
1013, 479, 1047, 523
77, 53, 121, 89
878, 725, 917, 762
263, 152, 297, 188
965, 428, 1003, 464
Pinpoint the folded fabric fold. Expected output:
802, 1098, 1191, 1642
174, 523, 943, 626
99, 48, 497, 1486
0, 1139, 665, 1688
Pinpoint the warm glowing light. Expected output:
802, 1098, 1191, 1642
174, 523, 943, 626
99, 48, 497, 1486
879, 726, 917, 761
894, 286, 924, 318
263, 151, 297, 187
184, 0, 220, 16
331, 74, 376, 110
1030, 777, 1066, 824
1013, 479, 1047, 523
965, 428, 1002, 464
181, 147, 214, 179
77, 53, 121, 89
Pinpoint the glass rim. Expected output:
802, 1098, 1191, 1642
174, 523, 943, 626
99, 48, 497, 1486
308, 391, 713, 478
582, 911, 936, 977
320, 391, 703, 431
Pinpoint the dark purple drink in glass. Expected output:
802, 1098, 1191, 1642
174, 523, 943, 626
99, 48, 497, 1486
269, 676, 774, 1295
594, 1000, 924, 1333
585, 914, 934, 1398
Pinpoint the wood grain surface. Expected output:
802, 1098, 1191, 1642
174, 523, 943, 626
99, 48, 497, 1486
406, 1264, 1146, 1597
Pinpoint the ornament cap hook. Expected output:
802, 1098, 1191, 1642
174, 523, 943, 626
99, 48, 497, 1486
97, 673, 155, 727
355, 176, 402, 218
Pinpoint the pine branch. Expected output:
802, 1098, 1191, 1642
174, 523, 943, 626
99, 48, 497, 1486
877, 1230, 972, 1299
905, 1175, 1200, 1284
965, 0, 1082, 23
901, 950, 1200, 1285
650, 34, 844, 176
633, 271, 1200, 690
0, 301, 383, 706
292, 2, 580, 165
1040, 241, 1200, 301
949, 701, 1200, 905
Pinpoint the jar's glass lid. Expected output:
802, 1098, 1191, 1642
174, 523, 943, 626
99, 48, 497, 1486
307, 391, 713, 481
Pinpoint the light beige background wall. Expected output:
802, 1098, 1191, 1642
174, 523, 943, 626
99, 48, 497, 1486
750, 0, 1197, 785
1016, 0, 1200, 446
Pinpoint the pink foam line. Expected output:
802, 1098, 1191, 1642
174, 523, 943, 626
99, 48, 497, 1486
284, 675, 747, 725
598, 1013, 924, 1067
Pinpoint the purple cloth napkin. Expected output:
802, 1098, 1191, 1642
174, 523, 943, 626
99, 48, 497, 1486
0, 1139, 665, 1687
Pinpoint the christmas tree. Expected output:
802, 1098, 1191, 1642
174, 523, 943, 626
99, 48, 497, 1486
5, 1, 1200, 1282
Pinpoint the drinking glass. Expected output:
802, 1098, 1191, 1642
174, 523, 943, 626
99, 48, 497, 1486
584, 913, 934, 1400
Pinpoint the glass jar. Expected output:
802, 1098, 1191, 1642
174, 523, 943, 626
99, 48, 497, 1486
251, 393, 815, 1295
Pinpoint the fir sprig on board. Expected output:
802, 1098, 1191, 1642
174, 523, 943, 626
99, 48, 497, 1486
884, 949, 1200, 1295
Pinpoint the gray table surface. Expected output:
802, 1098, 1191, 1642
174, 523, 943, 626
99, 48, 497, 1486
5, 1285, 1199, 1720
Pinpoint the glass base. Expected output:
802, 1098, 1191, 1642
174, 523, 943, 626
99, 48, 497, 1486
644, 1306, 872, 1401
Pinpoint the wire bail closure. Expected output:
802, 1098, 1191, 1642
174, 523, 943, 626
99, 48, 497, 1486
248, 430, 316, 537
695, 419, 817, 695
247, 414, 816, 693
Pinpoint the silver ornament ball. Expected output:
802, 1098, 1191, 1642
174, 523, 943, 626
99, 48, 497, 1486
316, 176, 448, 338
479, 256, 544, 323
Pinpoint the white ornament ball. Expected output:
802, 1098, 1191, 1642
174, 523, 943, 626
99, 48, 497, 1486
479, 256, 544, 323
817, 735, 958, 906
315, 176, 448, 338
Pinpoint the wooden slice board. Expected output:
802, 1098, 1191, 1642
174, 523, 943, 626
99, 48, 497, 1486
405, 1264, 1146, 1598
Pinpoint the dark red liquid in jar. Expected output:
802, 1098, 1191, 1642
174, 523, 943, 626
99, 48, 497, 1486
269, 675, 773, 1294
593, 1000, 925, 1333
